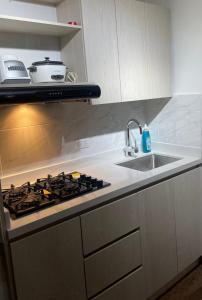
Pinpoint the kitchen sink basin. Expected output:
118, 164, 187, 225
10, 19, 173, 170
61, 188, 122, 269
117, 154, 182, 172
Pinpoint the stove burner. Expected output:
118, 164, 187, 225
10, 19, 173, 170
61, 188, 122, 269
2, 172, 110, 219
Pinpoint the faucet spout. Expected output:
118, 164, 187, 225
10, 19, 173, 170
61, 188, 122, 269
125, 119, 142, 157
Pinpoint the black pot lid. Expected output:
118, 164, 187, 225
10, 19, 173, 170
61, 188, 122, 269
32, 57, 65, 66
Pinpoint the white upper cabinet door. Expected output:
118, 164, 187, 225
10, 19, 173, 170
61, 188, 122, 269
145, 3, 172, 99
81, 0, 121, 105
115, 0, 148, 102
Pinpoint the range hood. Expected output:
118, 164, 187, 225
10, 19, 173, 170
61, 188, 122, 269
0, 83, 101, 105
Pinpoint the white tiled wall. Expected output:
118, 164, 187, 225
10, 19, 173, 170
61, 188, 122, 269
0, 94, 201, 178
0, 101, 146, 177
145, 95, 202, 149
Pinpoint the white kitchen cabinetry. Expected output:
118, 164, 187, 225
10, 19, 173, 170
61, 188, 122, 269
7, 167, 202, 300
0, 0, 84, 83
0, 0, 171, 104
145, 2, 171, 99
0, 14, 81, 37
85, 231, 142, 298
115, 0, 171, 102
81, 192, 146, 300
140, 167, 202, 298
115, 0, 148, 101
140, 179, 178, 298
81, 0, 122, 105
81, 193, 140, 255
173, 168, 202, 273
10, 217, 87, 300
93, 268, 145, 300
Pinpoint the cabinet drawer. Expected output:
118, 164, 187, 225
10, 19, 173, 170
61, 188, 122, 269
85, 231, 142, 298
93, 267, 145, 300
81, 193, 140, 255
11, 217, 86, 300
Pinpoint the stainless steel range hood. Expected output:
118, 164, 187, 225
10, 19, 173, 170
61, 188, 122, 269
0, 83, 101, 105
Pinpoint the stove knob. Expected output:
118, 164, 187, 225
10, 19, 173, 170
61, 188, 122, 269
97, 180, 104, 188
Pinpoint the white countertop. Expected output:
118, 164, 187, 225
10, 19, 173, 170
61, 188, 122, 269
2, 143, 201, 240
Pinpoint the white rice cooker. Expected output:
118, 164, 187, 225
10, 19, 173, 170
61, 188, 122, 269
28, 57, 67, 83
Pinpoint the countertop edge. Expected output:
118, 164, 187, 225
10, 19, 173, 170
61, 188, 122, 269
7, 158, 202, 241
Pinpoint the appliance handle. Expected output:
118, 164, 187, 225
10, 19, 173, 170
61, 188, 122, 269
27, 66, 37, 73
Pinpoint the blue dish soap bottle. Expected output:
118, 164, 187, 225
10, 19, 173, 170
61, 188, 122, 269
142, 124, 151, 153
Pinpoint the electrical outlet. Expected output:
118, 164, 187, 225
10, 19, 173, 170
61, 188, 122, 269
79, 139, 90, 149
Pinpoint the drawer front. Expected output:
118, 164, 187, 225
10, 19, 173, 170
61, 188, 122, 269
81, 193, 140, 255
93, 267, 145, 300
85, 231, 142, 298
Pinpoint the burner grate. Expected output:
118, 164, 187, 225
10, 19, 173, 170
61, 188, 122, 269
2, 172, 110, 219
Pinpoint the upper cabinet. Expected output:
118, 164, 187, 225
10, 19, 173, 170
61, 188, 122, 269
81, 0, 171, 104
0, 0, 171, 105
145, 2, 171, 99
81, 0, 122, 105
116, 0, 148, 101
115, 0, 171, 103
0, 0, 84, 83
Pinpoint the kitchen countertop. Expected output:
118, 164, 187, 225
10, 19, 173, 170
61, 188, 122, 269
1, 142, 201, 240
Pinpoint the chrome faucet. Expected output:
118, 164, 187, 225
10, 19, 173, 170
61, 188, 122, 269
124, 119, 142, 157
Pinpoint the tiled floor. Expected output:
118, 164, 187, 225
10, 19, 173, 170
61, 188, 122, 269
160, 265, 202, 300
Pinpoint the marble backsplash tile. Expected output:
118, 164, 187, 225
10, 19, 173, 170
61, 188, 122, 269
0, 101, 146, 177
0, 94, 201, 177
145, 94, 202, 149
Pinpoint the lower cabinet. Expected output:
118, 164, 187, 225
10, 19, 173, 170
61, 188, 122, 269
81, 191, 146, 300
9, 167, 202, 300
140, 167, 202, 298
140, 179, 178, 298
172, 168, 202, 272
85, 231, 142, 298
93, 267, 145, 300
10, 217, 87, 300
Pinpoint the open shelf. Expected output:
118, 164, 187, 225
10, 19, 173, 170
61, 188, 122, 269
0, 15, 81, 37
17, 0, 64, 6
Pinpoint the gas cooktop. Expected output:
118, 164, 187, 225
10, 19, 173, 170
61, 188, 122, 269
2, 171, 110, 219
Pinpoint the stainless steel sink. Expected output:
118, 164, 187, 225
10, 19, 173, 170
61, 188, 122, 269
117, 154, 182, 172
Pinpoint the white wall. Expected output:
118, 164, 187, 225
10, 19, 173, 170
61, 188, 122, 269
166, 0, 202, 94
141, 0, 202, 149
145, 0, 202, 95
145, 95, 202, 149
